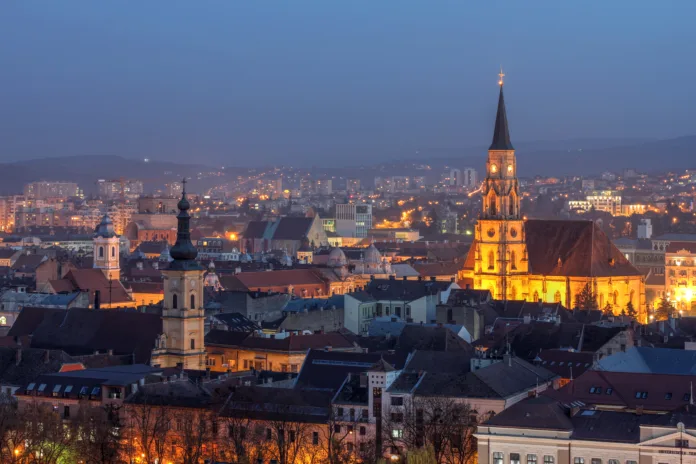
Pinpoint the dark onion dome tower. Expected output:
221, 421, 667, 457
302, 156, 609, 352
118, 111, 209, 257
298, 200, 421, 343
151, 179, 206, 369
168, 179, 202, 270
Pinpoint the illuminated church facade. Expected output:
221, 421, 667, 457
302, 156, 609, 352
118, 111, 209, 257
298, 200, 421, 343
459, 73, 646, 320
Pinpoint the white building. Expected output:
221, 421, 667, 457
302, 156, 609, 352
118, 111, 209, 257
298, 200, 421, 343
336, 203, 373, 238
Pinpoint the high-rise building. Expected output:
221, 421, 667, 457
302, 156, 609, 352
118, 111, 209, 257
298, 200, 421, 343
165, 182, 183, 198
448, 169, 462, 186
97, 179, 144, 200
150, 181, 206, 370
316, 179, 333, 195
24, 181, 80, 199
336, 203, 373, 238
347, 178, 361, 193
462, 168, 478, 188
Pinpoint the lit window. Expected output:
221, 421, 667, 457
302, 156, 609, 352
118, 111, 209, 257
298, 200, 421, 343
511, 453, 521, 464
493, 453, 504, 464
391, 429, 404, 439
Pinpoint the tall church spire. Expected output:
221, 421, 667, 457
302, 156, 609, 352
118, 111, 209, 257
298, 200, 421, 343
169, 178, 200, 268
489, 70, 514, 151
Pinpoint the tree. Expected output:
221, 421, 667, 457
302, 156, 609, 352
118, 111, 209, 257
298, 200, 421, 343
172, 408, 215, 464
382, 396, 477, 464
125, 400, 171, 464
602, 303, 614, 316
0, 394, 30, 464
625, 301, 638, 319
22, 400, 78, 464
655, 298, 676, 321
575, 283, 598, 310
73, 405, 123, 464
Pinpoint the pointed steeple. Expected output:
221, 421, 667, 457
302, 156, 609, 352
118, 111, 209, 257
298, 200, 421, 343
489, 73, 514, 151
169, 178, 200, 269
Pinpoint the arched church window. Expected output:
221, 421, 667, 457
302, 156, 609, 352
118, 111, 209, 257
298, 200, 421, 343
172, 294, 178, 309
509, 196, 515, 216
510, 251, 517, 270
190, 294, 195, 310
613, 291, 618, 306
490, 199, 497, 217
599, 293, 604, 308
487, 251, 495, 270
99, 246, 104, 258
111, 246, 116, 257
510, 286, 517, 300
554, 291, 561, 303
533, 291, 539, 302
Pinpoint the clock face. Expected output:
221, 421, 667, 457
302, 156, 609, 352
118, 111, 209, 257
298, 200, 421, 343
490, 164, 497, 173
510, 228, 518, 238
487, 228, 495, 238
189, 279, 197, 288
507, 164, 514, 173
171, 279, 179, 288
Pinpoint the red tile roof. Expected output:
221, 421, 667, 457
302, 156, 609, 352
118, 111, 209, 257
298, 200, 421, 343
52, 269, 133, 304
221, 269, 326, 291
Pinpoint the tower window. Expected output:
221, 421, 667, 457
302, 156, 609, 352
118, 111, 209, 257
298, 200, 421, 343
510, 251, 517, 270
172, 294, 178, 309
190, 339, 195, 350
488, 251, 495, 270
554, 290, 562, 303
99, 246, 104, 258
111, 246, 115, 257
190, 294, 195, 309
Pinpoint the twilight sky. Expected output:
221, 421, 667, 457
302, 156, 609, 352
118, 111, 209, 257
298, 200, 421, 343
1, 1, 694, 166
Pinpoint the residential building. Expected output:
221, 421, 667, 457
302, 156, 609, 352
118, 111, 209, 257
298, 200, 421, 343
23, 181, 80, 200
336, 203, 373, 238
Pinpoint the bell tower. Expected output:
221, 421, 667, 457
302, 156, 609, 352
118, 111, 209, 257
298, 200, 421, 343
475, 70, 528, 300
151, 179, 206, 369
93, 214, 120, 281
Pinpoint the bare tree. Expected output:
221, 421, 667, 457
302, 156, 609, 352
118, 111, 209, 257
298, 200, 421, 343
171, 407, 215, 464
218, 403, 257, 464
261, 404, 315, 464
73, 404, 123, 464
124, 400, 171, 464
0, 395, 29, 464
21, 400, 78, 464
382, 396, 477, 464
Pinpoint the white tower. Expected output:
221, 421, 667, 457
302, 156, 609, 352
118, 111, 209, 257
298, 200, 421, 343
93, 214, 120, 281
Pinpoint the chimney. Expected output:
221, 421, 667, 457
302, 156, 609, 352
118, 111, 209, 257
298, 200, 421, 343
94, 290, 101, 310
418, 276, 423, 282
465, 283, 470, 290
450, 277, 455, 283
430, 277, 436, 282
389, 275, 395, 280
15, 348, 21, 366
44, 350, 50, 364
402, 276, 407, 281
370, 275, 375, 281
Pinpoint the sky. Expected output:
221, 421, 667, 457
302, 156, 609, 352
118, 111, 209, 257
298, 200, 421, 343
1, 1, 695, 166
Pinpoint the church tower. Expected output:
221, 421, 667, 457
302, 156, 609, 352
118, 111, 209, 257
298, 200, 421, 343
475, 71, 528, 300
93, 214, 120, 281
151, 180, 206, 369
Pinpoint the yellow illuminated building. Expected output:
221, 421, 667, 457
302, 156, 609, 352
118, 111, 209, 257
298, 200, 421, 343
665, 243, 696, 311
459, 73, 646, 320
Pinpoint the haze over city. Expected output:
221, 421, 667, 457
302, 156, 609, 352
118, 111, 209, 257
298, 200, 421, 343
2, 1, 695, 167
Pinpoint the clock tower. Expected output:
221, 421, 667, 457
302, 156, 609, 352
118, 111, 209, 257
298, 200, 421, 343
151, 179, 206, 369
475, 71, 529, 300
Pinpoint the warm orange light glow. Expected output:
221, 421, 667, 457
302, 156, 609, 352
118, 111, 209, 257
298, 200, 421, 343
228, 232, 237, 240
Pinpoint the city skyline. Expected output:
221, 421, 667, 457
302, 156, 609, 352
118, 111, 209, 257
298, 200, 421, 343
2, 1, 695, 166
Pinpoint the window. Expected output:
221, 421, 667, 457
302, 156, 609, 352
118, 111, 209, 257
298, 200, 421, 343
574, 459, 585, 464
111, 246, 115, 257
554, 290, 562, 303
360, 426, 366, 436
591, 459, 602, 464
334, 425, 341, 433
172, 294, 178, 309
289, 430, 296, 443
488, 251, 495, 270
26, 382, 35, 392
626, 461, 637, 464
391, 396, 404, 406
391, 412, 404, 422
0, 316, 6, 326
266, 428, 272, 440
527, 455, 538, 464
676, 439, 689, 448
589, 386, 602, 394
606, 388, 613, 395
313, 431, 319, 445
347, 442, 354, 452
635, 391, 648, 399
511, 453, 521, 464
190, 294, 195, 309
685, 393, 691, 402
99, 246, 104, 258
533, 291, 540, 302
493, 453, 504, 464
190, 339, 195, 350
511, 251, 517, 270
38, 384, 47, 392
391, 429, 404, 439
608, 461, 619, 464
544, 457, 554, 464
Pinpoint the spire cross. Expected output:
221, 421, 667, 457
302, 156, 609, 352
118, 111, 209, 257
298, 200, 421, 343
498, 67, 505, 86
181, 177, 187, 194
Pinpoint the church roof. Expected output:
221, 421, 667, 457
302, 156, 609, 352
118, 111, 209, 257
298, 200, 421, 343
489, 84, 514, 151
463, 219, 642, 278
